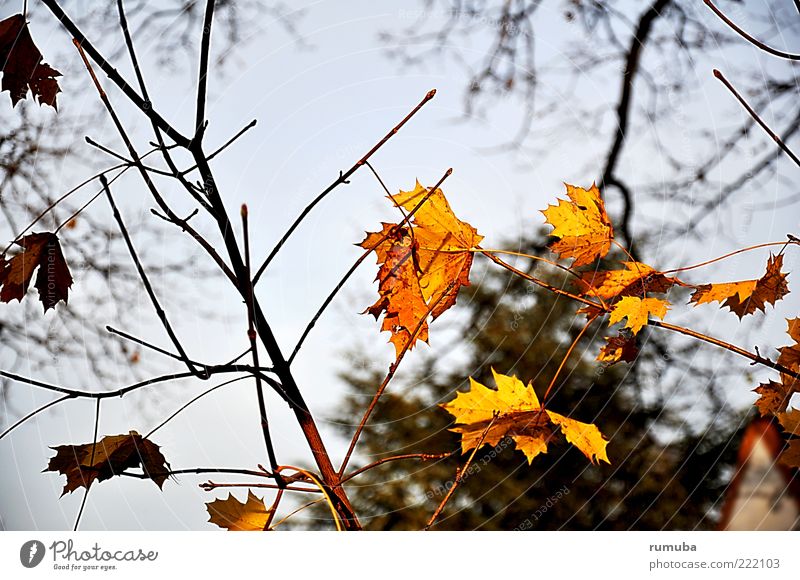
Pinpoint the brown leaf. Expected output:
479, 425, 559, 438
777, 318, 800, 379
754, 380, 794, 416
577, 261, 677, 302
0, 14, 61, 108
45, 431, 170, 495
597, 334, 639, 365
0, 232, 73, 311
689, 253, 789, 319
777, 408, 800, 436
779, 439, 800, 469
206, 491, 273, 531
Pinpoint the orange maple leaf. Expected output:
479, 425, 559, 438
541, 183, 613, 266
689, 253, 789, 319
577, 261, 677, 302
360, 223, 429, 356
608, 296, 669, 335
391, 180, 483, 318
361, 180, 481, 356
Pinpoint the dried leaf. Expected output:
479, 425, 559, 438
777, 408, 800, 436
608, 296, 669, 335
45, 431, 170, 495
207, 490, 272, 531
0, 14, 61, 107
754, 380, 794, 416
0, 232, 72, 311
597, 334, 639, 365
440, 369, 609, 464
689, 254, 789, 319
577, 261, 676, 301
779, 440, 800, 469
541, 183, 613, 266
777, 318, 800, 377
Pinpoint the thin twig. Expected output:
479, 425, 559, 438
424, 415, 497, 530
74, 399, 101, 531
252, 89, 437, 284
146, 377, 249, 438
116, 0, 213, 213
74, 40, 236, 286
42, 0, 192, 146
338, 282, 456, 477
195, 0, 217, 137
482, 252, 605, 310
101, 175, 203, 378
651, 320, 800, 380
714, 69, 800, 168
242, 204, 281, 476
340, 452, 455, 483
0, 365, 287, 401
704, 0, 800, 60
197, 481, 317, 494
542, 314, 597, 404
0, 395, 73, 441
662, 240, 797, 274
264, 489, 284, 530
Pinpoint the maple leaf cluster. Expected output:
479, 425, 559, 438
360, 179, 796, 468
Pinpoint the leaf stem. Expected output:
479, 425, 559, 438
424, 415, 497, 530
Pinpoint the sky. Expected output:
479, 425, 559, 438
1, 0, 798, 530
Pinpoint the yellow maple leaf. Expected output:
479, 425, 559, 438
441, 369, 609, 464
541, 183, 613, 266
206, 490, 273, 531
577, 261, 676, 301
391, 180, 483, 319
689, 253, 789, 318
608, 296, 669, 335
